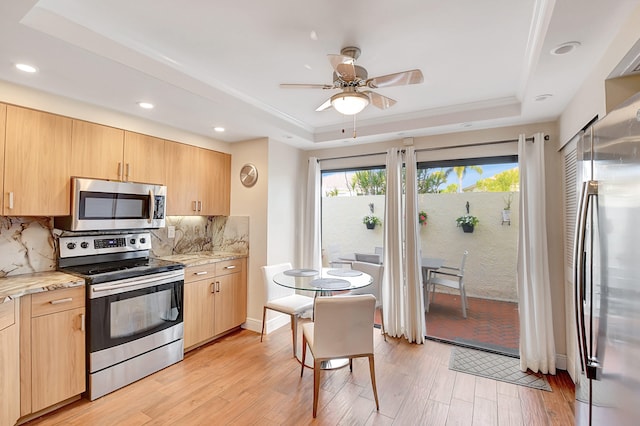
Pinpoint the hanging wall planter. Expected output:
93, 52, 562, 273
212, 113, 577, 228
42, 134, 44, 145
456, 214, 479, 233
362, 215, 381, 230
461, 223, 475, 233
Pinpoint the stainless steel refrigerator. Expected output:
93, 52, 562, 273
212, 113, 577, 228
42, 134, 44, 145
574, 91, 640, 425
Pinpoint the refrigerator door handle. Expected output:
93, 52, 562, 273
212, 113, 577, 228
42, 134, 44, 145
574, 179, 599, 380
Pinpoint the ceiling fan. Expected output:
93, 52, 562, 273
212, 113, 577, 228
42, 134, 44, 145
280, 46, 424, 115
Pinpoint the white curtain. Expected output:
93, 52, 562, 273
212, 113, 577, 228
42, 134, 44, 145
303, 157, 321, 271
383, 149, 404, 337
382, 148, 426, 343
517, 133, 556, 374
404, 147, 426, 343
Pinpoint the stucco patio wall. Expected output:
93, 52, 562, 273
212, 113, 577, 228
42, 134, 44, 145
321, 192, 519, 302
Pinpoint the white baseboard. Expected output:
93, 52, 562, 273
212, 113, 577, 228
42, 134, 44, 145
242, 312, 290, 334
556, 353, 568, 371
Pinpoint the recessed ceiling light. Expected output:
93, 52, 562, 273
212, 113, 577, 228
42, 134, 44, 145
310, 30, 318, 41
214, 127, 225, 132
535, 94, 553, 102
15, 63, 37, 73
462, 122, 473, 128
137, 102, 154, 109
304, 64, 312, 70
551, 41, 581, 55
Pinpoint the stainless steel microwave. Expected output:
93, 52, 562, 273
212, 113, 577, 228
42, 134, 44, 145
55, 178, 166, 231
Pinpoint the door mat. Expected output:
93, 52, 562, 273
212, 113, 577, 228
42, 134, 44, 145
449, 347, 551, 391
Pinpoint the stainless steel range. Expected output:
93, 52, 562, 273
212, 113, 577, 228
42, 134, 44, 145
58, 232, 185, 401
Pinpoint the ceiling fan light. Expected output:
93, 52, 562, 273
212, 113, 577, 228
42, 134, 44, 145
331, 92, 369, 115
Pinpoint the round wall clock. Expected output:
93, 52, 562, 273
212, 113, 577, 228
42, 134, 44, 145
240, 163, 258, 187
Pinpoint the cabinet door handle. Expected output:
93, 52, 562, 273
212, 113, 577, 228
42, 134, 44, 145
8, 192, 14, 209
80, 314, 85, 332
125, 163, 130, 181
224, 265, 237, 270
194, 271, 208, 276
211, 283, 215, 293
118, 162, 122, 180
50, 297, 73, 305
216, 281, 220, 293
197, 201, 202, 211
192, 201, 197, 212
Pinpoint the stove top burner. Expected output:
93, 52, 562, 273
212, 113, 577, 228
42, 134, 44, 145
60, 257, 184, 285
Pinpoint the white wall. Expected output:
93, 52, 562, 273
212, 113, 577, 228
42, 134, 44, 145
558, 5, 640, 147
229, 138, 269, 332
229, 138, 305, 333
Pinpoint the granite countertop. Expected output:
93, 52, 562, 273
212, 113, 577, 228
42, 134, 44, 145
0, 271, 85, 304
156, 251, 247, 267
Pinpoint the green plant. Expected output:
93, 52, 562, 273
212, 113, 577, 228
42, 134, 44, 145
362, 215, 381, 226
503, 192, 514, 210
456, 214, 479, 227
418, 210, 428, 226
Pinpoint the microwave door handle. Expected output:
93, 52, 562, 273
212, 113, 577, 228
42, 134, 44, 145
148, 189, 155, 224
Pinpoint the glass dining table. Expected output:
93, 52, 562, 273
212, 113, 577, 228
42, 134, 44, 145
273, 267, 373, 370
273, 267, 372, 296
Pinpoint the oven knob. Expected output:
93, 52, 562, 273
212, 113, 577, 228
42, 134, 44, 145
130, 238, 136, 245
80, 242, 89, 249
66, 242, 76, 250
140, 237, 146, 244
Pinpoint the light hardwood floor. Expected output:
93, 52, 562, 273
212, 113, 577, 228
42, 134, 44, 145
24, 323, 575, 426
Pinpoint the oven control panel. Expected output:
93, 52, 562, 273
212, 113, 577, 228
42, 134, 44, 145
59, 232, 152, 258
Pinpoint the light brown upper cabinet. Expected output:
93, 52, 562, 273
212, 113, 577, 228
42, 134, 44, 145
71, 123, 166, 185
70, 120, 124, 181
200, 148, 231, 216
165, 142, 231, 216
0, 103, 6, 212
4, 105, 72, 216
123, 131, 166, 185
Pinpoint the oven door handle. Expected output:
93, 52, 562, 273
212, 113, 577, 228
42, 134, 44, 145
92, 275, 173, 293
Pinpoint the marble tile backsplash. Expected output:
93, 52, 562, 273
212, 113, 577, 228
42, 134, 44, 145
0, 216, 249, 278
0, 217, 56, 277
151, 216, 249, 257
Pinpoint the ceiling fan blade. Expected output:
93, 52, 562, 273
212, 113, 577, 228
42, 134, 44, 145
363, 91, 397, 109
328, 54, 356, 81
280, 83, 335, 89
366, 69, 424, 88
315, 98, 333, 112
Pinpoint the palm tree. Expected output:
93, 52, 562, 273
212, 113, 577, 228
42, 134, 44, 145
450, 165, 483, 193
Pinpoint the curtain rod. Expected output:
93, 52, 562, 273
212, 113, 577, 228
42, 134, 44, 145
317, 134, 548, 162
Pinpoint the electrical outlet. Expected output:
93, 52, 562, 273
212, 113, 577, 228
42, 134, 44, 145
167, 226, 176, 239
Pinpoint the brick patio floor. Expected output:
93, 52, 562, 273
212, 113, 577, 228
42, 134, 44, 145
425, 292, 520, 355
375, 292, 520, 356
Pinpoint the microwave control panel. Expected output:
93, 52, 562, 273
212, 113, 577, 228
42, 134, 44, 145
154, 196, 165, 219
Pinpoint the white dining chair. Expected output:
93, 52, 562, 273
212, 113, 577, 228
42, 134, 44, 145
260, 263, 314, 357
426, 250, 469, 318
300, 295, 379, 417
349, 261, 386, 341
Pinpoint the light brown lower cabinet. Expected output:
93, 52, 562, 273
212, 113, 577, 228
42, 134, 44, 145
183, 258, 247, 351
0, 300, 20, 426
19, 286, 86, 422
